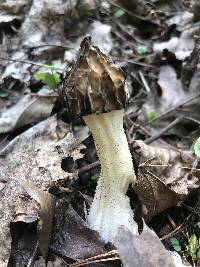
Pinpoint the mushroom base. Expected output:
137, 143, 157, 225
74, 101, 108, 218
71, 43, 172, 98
83, 109, 138, 243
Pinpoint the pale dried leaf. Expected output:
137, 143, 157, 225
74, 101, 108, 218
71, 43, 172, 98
143, 65, 189, 118
0, 116, 84, 264
14, 178, 56, 258
88, 21, 113, 54
115, 224, 176, 267
167, 11, 193, 31
50, 200, 110, 260
153, 27, 197, 60
133, 140, 199, 220
0, 89, 57, 134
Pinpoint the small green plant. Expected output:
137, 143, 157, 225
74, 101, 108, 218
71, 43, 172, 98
114, 9, 125, 18
91, 172, 100, 183
34, 64, 61, 90
188, 234, 200, 260
147, 111, 156, 124
194, 137, 200, 157
170, 237, 182, 252
0, 90, 9, 98
196, 222, 200, 228
137, 45, 147, 55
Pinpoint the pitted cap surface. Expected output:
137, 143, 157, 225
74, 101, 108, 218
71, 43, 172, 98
62, 36, 129, 118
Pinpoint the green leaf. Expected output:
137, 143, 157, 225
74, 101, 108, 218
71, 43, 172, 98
147, 111, 156, 124
137, 45, 147, 55
44, 73, 60, 89
91, 172, 100, 183
189, 234, 199, 258
196, 222, 200, 228
173, 244, 182, 252
114, 9, 125, 18
170, 237, 180, 245
42, 64, 54, 70
73, 125, 83, 132
194, 137, 200, 157
0, 90, 9, 98
170, 238, 182, 252
197, 248, 200, 259
34, 72, 60, 90
34, 73, 47, 80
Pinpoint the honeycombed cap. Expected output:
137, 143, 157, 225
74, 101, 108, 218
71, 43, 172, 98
62, 36, 129, 118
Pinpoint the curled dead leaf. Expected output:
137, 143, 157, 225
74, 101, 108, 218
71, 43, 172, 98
133, 140, 199, 220
115, 223, 176, 267
13, 178, 56, 258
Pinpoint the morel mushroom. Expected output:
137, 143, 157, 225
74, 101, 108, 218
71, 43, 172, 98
62, 37, 138, 243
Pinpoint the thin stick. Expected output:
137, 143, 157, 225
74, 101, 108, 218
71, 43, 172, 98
144, 116, 183, 145
129, 121, 179, 151
0, 57, 63, 70
25, 44, 73, 50
69, 250, 119, 267
160, 224, 185, 240
151, 93, 200, 123
77, 161, 100, 175
30, 93, 58, 97
114, 57, 158, 69
69, 256, 120, 267
139, 70, 151, 92
26, 241, 39, 267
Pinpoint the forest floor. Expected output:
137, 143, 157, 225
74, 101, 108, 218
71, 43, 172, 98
0, 0, 200, 266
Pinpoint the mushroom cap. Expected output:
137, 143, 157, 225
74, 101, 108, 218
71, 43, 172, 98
62, 36, 129, 118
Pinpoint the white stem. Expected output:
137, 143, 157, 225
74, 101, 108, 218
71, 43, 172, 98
83, 109, 138, 243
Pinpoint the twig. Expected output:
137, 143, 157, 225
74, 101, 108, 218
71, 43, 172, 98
144, 116, 183, 145
25, 44, 73, 50
77, 161, 100, 175
69, 250, 120, 267
0, 57, 63, 70
160, 223, 185, 241
180, 203, 200, 217
139, 70, 151, 92
30, 93, 58, 97
26, 241, 39, 267
0, 135, 9, 147
151, 93, 200, 123
105, 0, 155, 23
130, 121, 180, 152
69, 256, 120, 267
114, 57, 158, 69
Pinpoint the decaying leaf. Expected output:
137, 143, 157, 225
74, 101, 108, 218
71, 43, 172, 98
133, 140, 199, 220
143, 65, 189, 119
181, 36, 200, 89
88, 21, 113, 54
153, 26, 197, 61
115, 224, 176, 267
0, 89, 57, 134
0, 116, 84, 265
167, 11, 193, 31
14, 178, 56, 258
141, 60, 200, 140
50, 200, 111, 260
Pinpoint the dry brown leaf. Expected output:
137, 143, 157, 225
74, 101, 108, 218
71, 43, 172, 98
115, 224, 176, 267
50, 200, 112, 261
0, 116, 84, 265
14, 178, 56, 258
133, 140, 199, 220
0, 90, 57, 134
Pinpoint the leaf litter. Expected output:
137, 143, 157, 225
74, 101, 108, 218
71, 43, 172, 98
134, 140, 199, 221
0, 0, 200, 266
